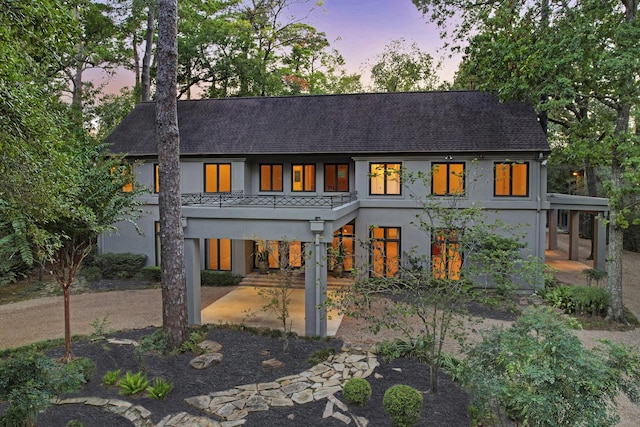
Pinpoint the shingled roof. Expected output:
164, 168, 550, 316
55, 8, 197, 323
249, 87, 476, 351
106, 91, 549, 157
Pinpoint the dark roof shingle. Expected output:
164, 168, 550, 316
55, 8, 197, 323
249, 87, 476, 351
106, 91, 549, 156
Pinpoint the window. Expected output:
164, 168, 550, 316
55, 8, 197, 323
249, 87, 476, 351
371, 226, 400, 277
154, 164, 160, 193
331, 221, 354, 271
111, 165, 134, 192
155, 222, 161, 266
254, 240, 303, 269
206, 238, 232, 271
292, 164, 315, 192
260, 164, 283, 191
204, 163, 231, 193
370, 163, 401, 195
432, 229, 462, 280
325, 164, 349, 192
494, 162, 529, 197
432, 163, 464, 195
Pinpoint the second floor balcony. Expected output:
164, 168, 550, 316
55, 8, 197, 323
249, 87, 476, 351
181, 191, 358, 209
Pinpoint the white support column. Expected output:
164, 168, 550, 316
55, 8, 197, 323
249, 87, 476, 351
185, 238, 201, 325
306, 220, 328, 337
593, 213, 607, 271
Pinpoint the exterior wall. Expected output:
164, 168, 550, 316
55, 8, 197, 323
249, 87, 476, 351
99, 152, 549, 289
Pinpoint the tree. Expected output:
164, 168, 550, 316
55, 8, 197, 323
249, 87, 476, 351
413, 0, 640, 322
156, 0, 189, 351
366, 38, 438, 92
338, 168, 544, 393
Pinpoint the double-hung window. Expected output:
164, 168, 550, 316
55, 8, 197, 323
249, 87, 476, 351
260, 164, 283, 191
204, 163, 231, 193
371, 226, 400, 277
494, 162, 529, 197
432, 162, 464, 195
370, 163, 401, 195
292, 164, 315, 192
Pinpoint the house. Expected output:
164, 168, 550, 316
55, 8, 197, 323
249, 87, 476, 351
101, 90, 553, 336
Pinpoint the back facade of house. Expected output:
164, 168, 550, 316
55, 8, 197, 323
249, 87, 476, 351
100, 90, 550, 335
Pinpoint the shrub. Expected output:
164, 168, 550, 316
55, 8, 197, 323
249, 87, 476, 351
376, 337, 432, 364
0, 351, 90, 426
383, 384, 423, 427
119, 371, 149, 395
91, 253, 147, 279
544, 285, 610, 317
461, 308, 640, 426
307, 348, 335, 365
147, 378, 173, 400
80, 265, 102, 282
141, 266, 162, 282
200, 270, 243, 287
342, 378, 372, 406
102, 369, 121, 387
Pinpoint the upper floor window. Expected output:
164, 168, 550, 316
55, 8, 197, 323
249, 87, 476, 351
370, 163, 401, 195
111, 164, 134, 192
204, 163, 231, 193
260, 164, 283, 191
325, 164, 349, 192
154, 163, 160, 193
432, 162, 464, 195
371, 226, 400, 277
432, 229, 462, 280
292, 164, 315, 192
494, 162, 529, 197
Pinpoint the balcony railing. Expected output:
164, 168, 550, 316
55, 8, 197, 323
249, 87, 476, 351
181, 191, 357, 209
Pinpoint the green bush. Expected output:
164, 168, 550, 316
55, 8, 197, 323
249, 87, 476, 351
102, 369, 121, 387
0, 351, 90, 426
91, 253, 147, 279
147, 378, 173, 400
342, 378, 372, 406
376, 337, 432, 364
141, 266, 161, 282
461, 308, 640, 426
200, 270, 243, 287
544, 285, 610, 316
81, 265, 102, 282
383, 384, 423, 427
119, 371, 149, 395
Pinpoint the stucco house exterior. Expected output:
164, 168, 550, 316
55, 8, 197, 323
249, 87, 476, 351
100, 90, 553, 336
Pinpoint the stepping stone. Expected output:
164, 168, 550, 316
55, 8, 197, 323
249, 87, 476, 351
262, 358, 284, 370
198, 340, 223, 353
190, 353, 223, 369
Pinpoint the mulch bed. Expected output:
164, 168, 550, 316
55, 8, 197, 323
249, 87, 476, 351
35, 326, 471, 426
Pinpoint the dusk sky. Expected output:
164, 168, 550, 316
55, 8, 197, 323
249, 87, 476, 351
98, 0, 460, 94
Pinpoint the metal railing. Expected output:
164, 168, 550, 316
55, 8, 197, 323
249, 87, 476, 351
181, 191, 357, 209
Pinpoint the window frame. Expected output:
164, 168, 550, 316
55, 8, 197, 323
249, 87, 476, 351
431, 162, 465, 196
324, 163, 349, 192
153, 163, 160, 193
494, 162, 529, 197
291, 163, 316, 192
431, 229, 462, 280
369, 162, 402, 196
204, 163, 232, 193
370, 226, 401, 278
260, 164, 284, 192
205, 238, 232, 271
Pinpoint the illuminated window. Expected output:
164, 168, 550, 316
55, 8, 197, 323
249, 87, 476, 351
495, 162, 529, 197
432, 163, 464, 195
292, 164, 315, 192
204, 163, 231, 193
331, 221, 354, 271
206, 238, 232, 271
432, 229, 462, 280
254, 240, 303, 269
371, 226, 400, 277
154, 164, 160, 193
260, 164, 283, 191
111, 165, 134, 192
370, 163, 401, 195
325, 164, 349, 192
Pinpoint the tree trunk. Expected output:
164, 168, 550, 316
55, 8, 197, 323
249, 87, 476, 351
156, 0, 188, 351
62, 284, 73, 363
141, 6, 155, 102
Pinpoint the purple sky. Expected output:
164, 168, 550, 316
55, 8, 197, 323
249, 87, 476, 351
98, 0, 460, 94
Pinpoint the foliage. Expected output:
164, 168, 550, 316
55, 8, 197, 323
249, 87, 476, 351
178, 330, 206, 355
102, 369, 121, 387
376, 337, 432, 364
583, 268, 608, 287
147, 377, 173, 400
200, 270, 243, 287
460, 308, 640, 426
0, 350, 91, 426
138, 330, 167, 355
141, 266, 162, 282
88, 253, 147, 279
383, 384, 423, 427
306, 348, 335, 365
89, 316, 112, 342
366, 38, 439, 92
342, 378, 372, 406
118, 371, 149, 395
544, 285, 610, 317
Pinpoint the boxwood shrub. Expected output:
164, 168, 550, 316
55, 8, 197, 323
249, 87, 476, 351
90, 253, 147, 279
201, 270, 243, 287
